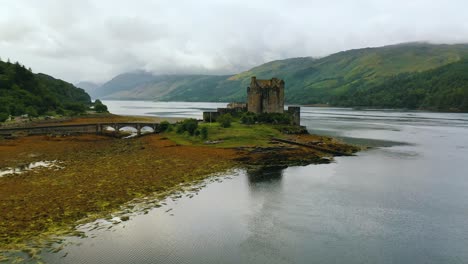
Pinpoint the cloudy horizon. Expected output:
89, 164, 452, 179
2, 0, 468, 84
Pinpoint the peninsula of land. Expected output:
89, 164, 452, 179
0, 113, 359, 256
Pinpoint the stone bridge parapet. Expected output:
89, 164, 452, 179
0, 122, 161, 137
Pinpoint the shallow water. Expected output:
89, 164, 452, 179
39, 102, 468, 264
0, 160, 63, 177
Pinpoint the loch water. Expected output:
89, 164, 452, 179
41, 101, 468, 264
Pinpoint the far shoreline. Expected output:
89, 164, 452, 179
99, 99, 468, 114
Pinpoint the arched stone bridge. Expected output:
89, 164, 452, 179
0, 122, 162, 137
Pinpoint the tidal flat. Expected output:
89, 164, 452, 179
0, 116, 359, 260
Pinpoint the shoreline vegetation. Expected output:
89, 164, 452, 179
0, 114, 360, 260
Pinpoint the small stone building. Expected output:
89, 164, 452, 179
227, 102, 247, 110
247, 77, 284, 114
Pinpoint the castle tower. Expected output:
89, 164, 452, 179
247, 76, 284, 114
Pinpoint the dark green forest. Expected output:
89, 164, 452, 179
0, 59, 92, 122
332, 60, 468, 112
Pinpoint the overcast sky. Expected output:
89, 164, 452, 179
1, 0, 468, 84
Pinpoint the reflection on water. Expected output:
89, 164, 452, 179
38, 103, 468, 264
246, 166, 284, 185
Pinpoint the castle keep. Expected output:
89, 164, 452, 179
247, 77, 284, 114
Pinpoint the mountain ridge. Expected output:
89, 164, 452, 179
89, 42, 468, 111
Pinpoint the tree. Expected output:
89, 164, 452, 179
176, 119, 199, 135
257, 112, 291, 124
0, 112, 9, 122
94, 99, 108, 113
159, 121, 171, 132
217, 113, 233, 128
200, 126, 208, 139
64, 102, 87, 114
240, 112, 257, 124
25, 106, 38, 117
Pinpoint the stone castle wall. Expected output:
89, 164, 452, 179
247, 77, 284, 114
287, 106, 301, 126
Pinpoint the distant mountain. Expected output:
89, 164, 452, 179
93, 43, 468, 111
91, 71, 237, 101
0, 59, 91, 121
75, 81, 101, 94
90, 71, 157, 99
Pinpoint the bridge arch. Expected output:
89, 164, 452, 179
140, 125, 155, 134
118, 126, 138, 135
102, 125, 116, 132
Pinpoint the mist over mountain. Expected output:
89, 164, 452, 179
4, 1, 468, 83
91, 71, 159, 99
75, 81, 101, 94
90, 43, 468, 111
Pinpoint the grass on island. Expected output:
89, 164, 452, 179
165, 122, 283, 147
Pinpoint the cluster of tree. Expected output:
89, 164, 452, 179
240, 112, 292, 125
210, 112, 292, 127
0, 59, 93, 121
331, 60, 468, 112
172, 119, 208, 139
176, 119, 199, 135
94, 99, 108, 113
217, 114, 233, 128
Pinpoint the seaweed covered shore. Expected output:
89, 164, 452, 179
0, 116, 360, 258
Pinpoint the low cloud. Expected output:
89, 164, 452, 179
1, 0, 468, 83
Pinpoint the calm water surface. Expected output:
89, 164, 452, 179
41, 101, 468, 264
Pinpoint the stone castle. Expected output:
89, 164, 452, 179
203, 76, 300, 126
247, 77, 284, 114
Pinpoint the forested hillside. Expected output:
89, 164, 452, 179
0, 59, 91, 121
332, 60, 468, 111
226, 43, 468, 104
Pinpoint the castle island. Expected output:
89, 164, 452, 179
203, 77, 301, 126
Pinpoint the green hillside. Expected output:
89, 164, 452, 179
332, 59, 468, 111
93, 43, 468, 111
227, 43, 468, 104
0, 59, 91, 121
